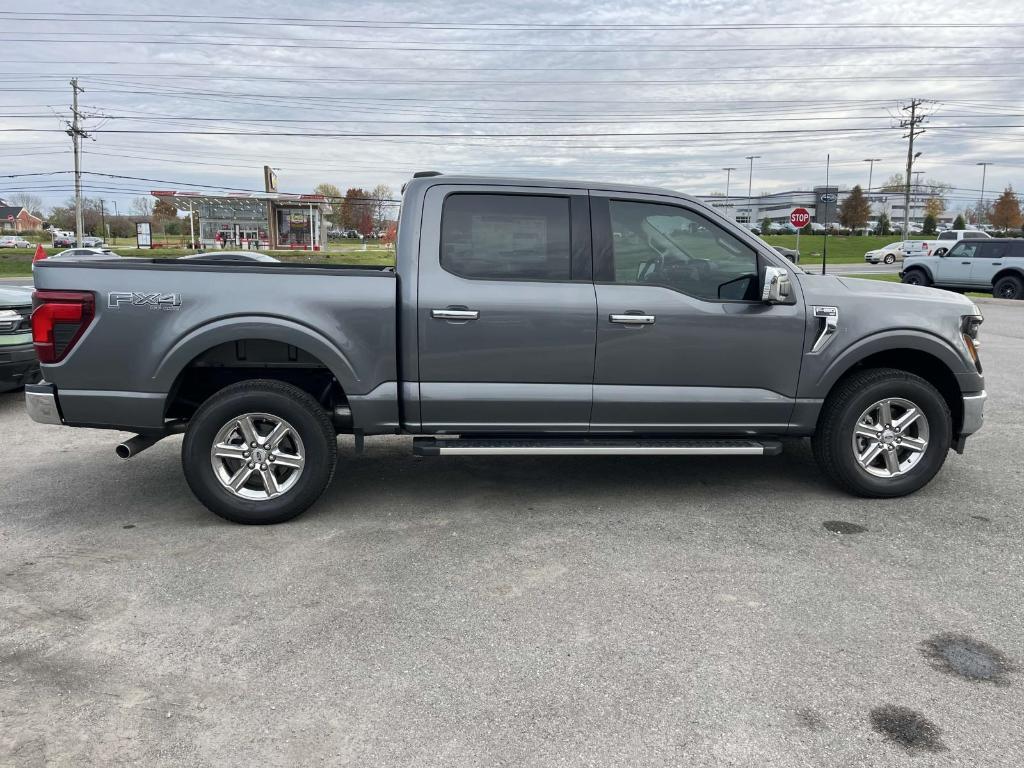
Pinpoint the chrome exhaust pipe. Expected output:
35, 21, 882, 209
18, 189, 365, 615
115, 420, 187, 459
116, 433, 163, 459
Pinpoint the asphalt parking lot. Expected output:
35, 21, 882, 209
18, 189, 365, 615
2, 300, 1022, 767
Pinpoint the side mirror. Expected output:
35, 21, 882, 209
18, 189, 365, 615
762, 266, 792, 304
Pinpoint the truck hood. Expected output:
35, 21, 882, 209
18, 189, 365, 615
797, 273, 978, 313
0, 285, 33, 306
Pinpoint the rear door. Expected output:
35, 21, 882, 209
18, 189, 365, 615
416, 185, 596, 433
969, 240, 1013, 287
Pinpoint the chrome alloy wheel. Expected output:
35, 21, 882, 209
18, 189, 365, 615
852, 397, 930, 479
210, 413, 305, 501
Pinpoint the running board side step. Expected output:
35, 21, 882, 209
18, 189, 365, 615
413, 437, 782, 456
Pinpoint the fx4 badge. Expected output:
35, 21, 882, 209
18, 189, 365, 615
108, 292, 182, 311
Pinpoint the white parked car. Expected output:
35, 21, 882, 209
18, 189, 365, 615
864, 240, 930, 265
33, 247, 120, 270
0, 235, 32, 248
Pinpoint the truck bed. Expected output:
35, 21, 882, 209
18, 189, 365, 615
32, 258, 399, 432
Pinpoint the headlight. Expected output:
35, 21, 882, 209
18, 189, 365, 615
961, 314, 983, 371
0, 309, 20, 332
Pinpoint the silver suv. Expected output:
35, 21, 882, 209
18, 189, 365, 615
901, 239, 1024, 299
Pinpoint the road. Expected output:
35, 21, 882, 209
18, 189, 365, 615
1, 302, 1021, 766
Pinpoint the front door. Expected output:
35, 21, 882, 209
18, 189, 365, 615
589, 193, 806, 434
934, 241, 978, 286
416, 186, 596, 433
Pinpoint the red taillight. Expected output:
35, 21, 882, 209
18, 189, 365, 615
32, 290, 95, 364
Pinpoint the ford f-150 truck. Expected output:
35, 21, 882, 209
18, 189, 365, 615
25, 174, 987, 524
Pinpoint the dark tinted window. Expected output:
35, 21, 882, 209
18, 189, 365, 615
977, 242, 1012, 259
441, 194, 571, 280
963, 231, 989, 240
608, 200, 759, 301
938, 231, 956, 240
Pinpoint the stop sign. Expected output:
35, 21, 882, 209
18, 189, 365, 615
790, 208, 811, 229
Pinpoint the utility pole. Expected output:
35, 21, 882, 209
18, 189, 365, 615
723, 167, 736, 220
745, 155, 760, 224
863, 158, 881, 191
67, 78, 89, 246
976, 162, 993, 227
99, 199, 106, 240
821, 153, 831, 276
899, 99, 926, 237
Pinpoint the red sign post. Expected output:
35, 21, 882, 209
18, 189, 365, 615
790, 207, 811, 259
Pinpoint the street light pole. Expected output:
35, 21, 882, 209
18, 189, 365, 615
863, 157, 881, 192
976, 162, 993, 227
723, 167, 736, 220
745, 155, 760, 225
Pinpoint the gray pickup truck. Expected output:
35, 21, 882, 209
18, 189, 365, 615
26, 174, 986, 524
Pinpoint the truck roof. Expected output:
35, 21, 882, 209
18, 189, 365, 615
404, 173, 701, 203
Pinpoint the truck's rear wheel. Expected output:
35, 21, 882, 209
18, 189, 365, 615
182, 379, 337, 524
901, 269, 931, 287
993, 274, 1023, 300
812, 368, 951, 498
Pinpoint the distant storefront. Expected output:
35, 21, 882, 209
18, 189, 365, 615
150, 190, 330, 251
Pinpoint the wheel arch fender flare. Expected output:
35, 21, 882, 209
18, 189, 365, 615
809, 330, 966, 398
992, 267, 1024, 286
152, 315, 362, 395
902, 263, 934, 281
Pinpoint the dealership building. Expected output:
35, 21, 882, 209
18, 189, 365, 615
699, 187, 953, 229
150, 190, 330, 250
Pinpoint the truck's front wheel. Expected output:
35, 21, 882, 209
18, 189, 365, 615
812, 368, 951, 498
182, 380, 337, 524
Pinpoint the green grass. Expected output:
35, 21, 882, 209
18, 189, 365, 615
762, 234, 928, 265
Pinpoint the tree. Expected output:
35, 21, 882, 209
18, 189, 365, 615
952, 213, 967, 229
129, 196, 153, 218
989, 186, 1022, 231
340, 188, 372, 232
880, 173, 905, 192
875, 212, 891, 235
922, 213, 938, 235
924, 196, 946, 218
314, 183, 343, 227
152, 198, 178, 221
760, 216, 773, 233
47, 197, 103, 234
838, 185, 871, 232
370, 183, 395, 230
8, 193, 44, 218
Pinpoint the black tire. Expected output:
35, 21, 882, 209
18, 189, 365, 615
182, 379, 337, 524
884, 253, 896, 264
901, 268, 931, 287
993, 274, 1023, 300
812, 368, 952, 498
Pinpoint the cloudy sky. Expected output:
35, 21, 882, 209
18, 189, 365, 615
1, 0, 1021, 215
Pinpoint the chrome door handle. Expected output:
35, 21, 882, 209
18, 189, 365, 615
609, 313, 656, 325
431, 308, 479, 321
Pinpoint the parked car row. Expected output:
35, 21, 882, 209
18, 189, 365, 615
864, 230, 991, 265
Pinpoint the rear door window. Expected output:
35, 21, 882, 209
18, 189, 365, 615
440, 194, 571, 281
